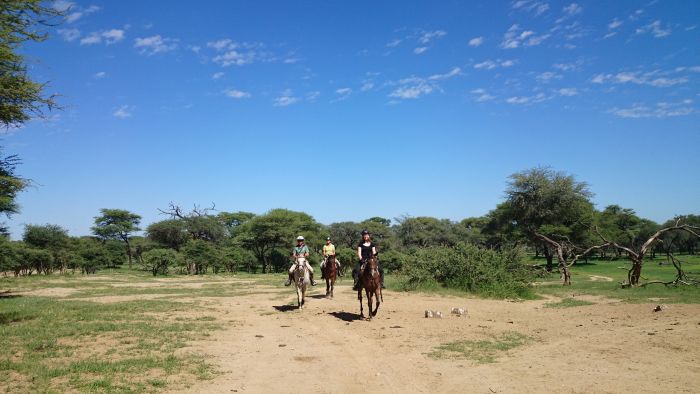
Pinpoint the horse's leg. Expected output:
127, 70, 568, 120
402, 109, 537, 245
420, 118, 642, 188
325, 278, 330, 297
372, 289, 380, 317
366, 289, 373, 321
358, 290, 364, 318
330, 278, 334, 299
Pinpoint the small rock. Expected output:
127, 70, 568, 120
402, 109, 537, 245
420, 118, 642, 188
425, 310, 433, 318
279, 344, 287, 347
255, 335, 264, 338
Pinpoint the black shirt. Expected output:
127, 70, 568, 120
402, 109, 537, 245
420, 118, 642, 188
358, 242, 376, 260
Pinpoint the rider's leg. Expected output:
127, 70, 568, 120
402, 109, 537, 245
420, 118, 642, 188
336, 260, 342, 276
352, 261, 362, 291
284, 265, 294, 286
306, 262, 317, 286
379, 264, 386, 289
320, 258, 326, 279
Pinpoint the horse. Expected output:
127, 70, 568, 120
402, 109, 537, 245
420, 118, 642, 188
322, 255, 337, 299
292, 257, 310, 309
358, 256, 383, 320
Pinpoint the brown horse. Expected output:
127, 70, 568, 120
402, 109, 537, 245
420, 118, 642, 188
323, 255, 337, 299
358, 256, 382, 320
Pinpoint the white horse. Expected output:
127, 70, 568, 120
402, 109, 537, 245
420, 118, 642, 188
292, 257, 311, 309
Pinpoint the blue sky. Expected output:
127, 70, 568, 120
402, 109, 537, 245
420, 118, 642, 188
3, 0, 700, 237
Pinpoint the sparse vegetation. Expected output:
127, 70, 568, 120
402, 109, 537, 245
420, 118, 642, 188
428, 332, 529, 363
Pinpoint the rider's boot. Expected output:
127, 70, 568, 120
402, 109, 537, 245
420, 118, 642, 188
337, 263, 343, 276
380, 272, 386, 289
352, 272, 359, 291
310, 272, 317, 286
284, 272, 293, 286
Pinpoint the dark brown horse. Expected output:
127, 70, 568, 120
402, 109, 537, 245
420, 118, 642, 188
358, 256, 382, 320
323, 255, 337, 299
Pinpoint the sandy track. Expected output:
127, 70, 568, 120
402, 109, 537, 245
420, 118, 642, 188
173, 282, 700, 394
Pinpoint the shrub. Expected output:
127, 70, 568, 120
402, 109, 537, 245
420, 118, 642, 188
398, 243, 533, 298
141, 248, 179, 276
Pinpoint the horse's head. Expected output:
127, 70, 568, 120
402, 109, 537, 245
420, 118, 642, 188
327, 255, 335, 264
294, 257, 307, 269
363, 256, 379, 278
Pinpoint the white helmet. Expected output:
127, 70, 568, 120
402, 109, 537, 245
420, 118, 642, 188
296, 235, 304, 241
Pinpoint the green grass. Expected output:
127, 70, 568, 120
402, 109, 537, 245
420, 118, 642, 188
544, 298, 595, 308
0, 291, 220, 393
530, 254, 700, 303
428, 332, 529, 364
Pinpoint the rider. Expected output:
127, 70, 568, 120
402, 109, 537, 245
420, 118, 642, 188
352, 230, 385, 291
284, 235, 317, 286
320, 236, 342, 277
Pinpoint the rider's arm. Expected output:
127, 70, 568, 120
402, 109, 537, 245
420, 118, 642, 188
372, 246, 377, 256
357, 246, 362, 260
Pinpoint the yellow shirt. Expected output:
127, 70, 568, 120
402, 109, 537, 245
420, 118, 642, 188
323, 244, 335, 256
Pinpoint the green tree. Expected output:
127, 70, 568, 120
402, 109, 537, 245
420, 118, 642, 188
395, 216, 457, 248
146, 219, 189, 251
141, 248, 179, 276
1, 0, 61, 128
495, 167, 595, 271
22, 223, 69, 272
235, 209, 321, 273
92, 209, 141, 269
0, 150, 30, 233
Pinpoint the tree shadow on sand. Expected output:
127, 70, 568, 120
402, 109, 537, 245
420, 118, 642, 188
328, 311, 362, 322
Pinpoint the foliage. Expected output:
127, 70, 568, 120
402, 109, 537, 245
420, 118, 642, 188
141, 248, 179, 276
0, 0, 62, 128
146, 219, 189, 251
398, 243, 533, 298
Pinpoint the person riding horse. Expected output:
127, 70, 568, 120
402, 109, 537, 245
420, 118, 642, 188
284, 236, 317, 287
320, 237, 342, 278
353, 230, 385, 291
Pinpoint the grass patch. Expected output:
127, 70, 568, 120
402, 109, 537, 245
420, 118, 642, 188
531, 255, 700, 304
544, 298, 595, 308
0, 295, 221, 392
428, 332, 529, 364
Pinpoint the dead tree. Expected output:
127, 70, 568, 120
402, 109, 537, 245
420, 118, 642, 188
158, 202, 217, 219
595, 220, 700, 287
534, 233, 610, 285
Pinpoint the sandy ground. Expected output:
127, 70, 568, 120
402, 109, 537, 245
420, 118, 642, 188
163, 282, 700, 394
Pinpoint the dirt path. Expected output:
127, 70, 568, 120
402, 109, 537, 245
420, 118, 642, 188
172, 282, 700, 394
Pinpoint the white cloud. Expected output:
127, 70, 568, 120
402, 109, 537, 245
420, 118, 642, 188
205, 39, 266, 66
474, 59, 515, 70
212, 72, 224, 80
386, 39, 402, 47
207, 39, 235, 51
611, 100, 695, 118
428, 67, 461, 80
283, 58, 299, 64
506, 92, 547, 104
562, 3, 582, 16
335, 87, 352, 97
468, 37, 484, 47
224, 88, 250, 99
552, 61, 581, 71
592, 71, 688, 87
94, 71, 106, 79
113, 105, 132, 118
80, 29, 125, 45
512, 0, 550, 16
388, 77, 436, 100
134, 35, 178, 55
418, 30, 447, 44
273, 89, 299, 107
413, 47, 429, 54
558, 88, 578, 96
66, 5, 100, 23
536, 71, 562, 82
474, 60, 497, 70
361, 81, 374, 91
609, 18, 623, 30
470, 88, 495, 102
52, 0, 74, 12
636, 20, 671, 38
57, 28, 80, 42
501, 24, 549, 49
306, 91, 320, 102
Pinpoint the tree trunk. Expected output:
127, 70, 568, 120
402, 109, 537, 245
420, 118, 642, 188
125, 239, 133, 269
628, 258, 643, 285
543, 246, 553, 272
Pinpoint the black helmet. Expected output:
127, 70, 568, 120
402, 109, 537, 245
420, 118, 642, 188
361, 230, 370, 235
326, 237, 331, 241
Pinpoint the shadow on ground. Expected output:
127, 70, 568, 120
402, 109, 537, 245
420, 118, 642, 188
273, 305, 298, 312
328, 311, 362, 322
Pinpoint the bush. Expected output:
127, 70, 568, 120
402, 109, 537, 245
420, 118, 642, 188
398, 243, 533, 299
141, 248, 179, 276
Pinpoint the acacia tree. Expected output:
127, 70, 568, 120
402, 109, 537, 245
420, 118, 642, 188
595, 219, 700, 286
1, 0, 61, 128
534, 232, 610, 285
92, 209, 141, 269
494, 167, 596, 271
0, 151, 29, 234
23, 224, 69, 272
